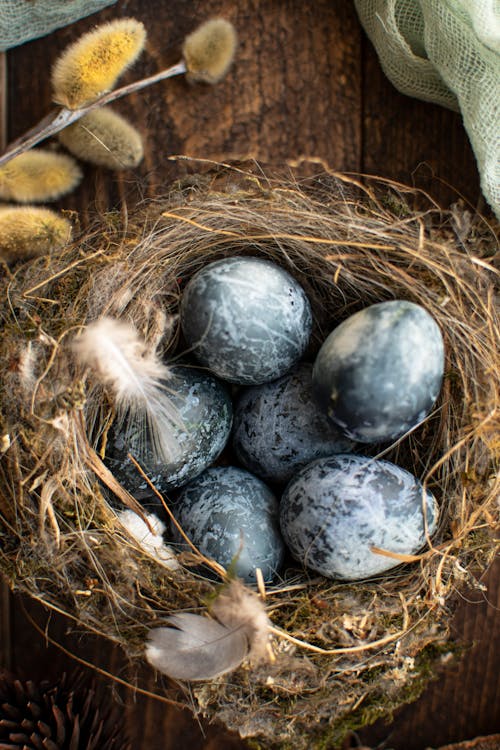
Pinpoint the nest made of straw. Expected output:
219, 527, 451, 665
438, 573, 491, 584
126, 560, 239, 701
0, 166, 498, 749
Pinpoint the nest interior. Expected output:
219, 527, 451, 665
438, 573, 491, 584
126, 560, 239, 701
0, 166, 498, 749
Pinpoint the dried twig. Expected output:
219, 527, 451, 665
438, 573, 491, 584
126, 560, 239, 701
0, 61, 186, 167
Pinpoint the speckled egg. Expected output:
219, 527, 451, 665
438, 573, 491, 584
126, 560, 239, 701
105, 366, 233, 504
232, 363, 355, 484
172, 466, 285, 582
280, 453, 438, 580
312, 300, 444, 442
180, 256, 313, 385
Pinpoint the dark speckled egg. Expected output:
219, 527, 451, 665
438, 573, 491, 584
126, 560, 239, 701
105, 367, 232, 505
312, 300, 444, 443
280, 454, 438, 580
180, 256, 313, 385
232, 363, 355, 484
173, 466, 285, 582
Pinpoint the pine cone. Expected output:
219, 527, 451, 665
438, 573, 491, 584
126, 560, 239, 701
0, 671, 129, 749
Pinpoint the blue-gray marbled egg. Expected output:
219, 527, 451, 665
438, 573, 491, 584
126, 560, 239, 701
172, 466, 285, 582
312, 300, 444, 443
105, 367, 233, 505
280, 454, 438, 580
232, 363, 355, 484
180, 256, 313, 385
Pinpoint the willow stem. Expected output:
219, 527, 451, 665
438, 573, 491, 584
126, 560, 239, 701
0, 59, 187, 167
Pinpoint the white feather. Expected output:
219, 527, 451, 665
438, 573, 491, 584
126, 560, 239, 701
117, 509, 179, 570
146, 613, 248, 681
18, 341, 37, 393
145, 581, 271, 681
212, 580, 270, 662
72, 317, 181, 462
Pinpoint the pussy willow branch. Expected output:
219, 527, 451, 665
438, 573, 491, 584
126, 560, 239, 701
0, 60, 186, 167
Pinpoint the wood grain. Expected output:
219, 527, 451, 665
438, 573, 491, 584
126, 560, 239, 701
1, 1, 498, 749
6, 0, 363, 210
360, 33, 481, 210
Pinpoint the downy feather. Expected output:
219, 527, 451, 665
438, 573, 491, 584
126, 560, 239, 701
145, 581, 271, 681
72, 316, 181, 462
117, 509, 179, 570
212, 579, 270, 662
146, 613, 248, 681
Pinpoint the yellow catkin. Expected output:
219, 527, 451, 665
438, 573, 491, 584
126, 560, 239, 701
51, 18, 147, 109
0, 206, 72, 263
182, 18, 237, 84
58, 106, 143, 170
0, 149, 82, 203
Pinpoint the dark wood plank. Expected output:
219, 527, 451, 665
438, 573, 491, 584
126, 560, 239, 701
6, 0, 363, 210
0, 581, 11, 673
1, 2, 498, 749
360, 31, 481, 210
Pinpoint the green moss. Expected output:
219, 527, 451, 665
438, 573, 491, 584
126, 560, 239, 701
242, 639, 461, 750
375, 191, 415, 219
317, 642, 459, 749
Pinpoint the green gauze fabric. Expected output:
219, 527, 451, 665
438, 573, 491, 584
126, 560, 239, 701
354, 0, 500, 220
0, 0, 117, 52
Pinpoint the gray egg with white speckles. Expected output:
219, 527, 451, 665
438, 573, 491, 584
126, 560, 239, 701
105, 367, 233, 504
280, 454, 438, 580
232, 363, 355, 484
180, 256, 313, 385
312, 300, 444, 443
173, 466, 285, 582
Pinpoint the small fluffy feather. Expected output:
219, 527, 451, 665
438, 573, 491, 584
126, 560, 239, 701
72, 317, 180, 463
0, 149, 82, 203
182, 18, 237, 84
18, 342, 38, 394
211, 580, 271, 662
145, 580, 270, 681
146, 613, 248, 681
0, 206, 72, 263
58, 107, 143, 170
117, 509, 179, 569
51, 18, 147, 108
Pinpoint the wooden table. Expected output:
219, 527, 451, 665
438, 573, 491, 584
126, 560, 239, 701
1, 2, 498, 748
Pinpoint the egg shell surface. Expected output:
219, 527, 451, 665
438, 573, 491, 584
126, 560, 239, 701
312, 300, 444, 442
172, 466, 285, 582
180, 256, 313, 385
280, 453, 438, 580
105, 366, 233, 504
232, 362, 355, 484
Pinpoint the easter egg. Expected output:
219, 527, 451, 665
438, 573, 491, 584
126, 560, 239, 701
280, 454, 438, 580
312, 300, 444, 442
105, 366, 233, 504
173, 466, 285, 582
232, 363, 355, 484
180, 256, 313, 385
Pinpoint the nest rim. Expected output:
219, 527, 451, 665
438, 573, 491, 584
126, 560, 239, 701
0, 163, 498, 748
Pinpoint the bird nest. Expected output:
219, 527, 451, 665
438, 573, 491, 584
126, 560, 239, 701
0, 165, 498, 749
